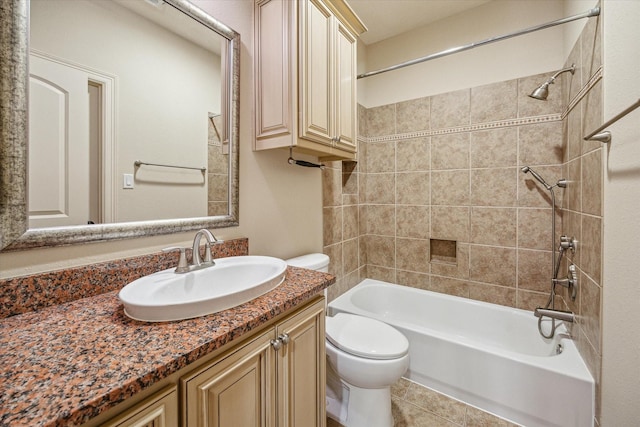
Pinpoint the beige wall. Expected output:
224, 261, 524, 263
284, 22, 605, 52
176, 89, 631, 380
0, 0, 323, 278
601, 1, 640, 424
358, 0, 573, 108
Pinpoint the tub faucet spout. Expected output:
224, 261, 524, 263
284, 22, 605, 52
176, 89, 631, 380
534, 307, 574, 323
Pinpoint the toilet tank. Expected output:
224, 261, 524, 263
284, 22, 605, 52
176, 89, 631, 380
286, 253, 330, 272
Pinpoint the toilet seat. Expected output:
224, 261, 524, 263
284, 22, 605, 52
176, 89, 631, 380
326, 313, 409, 360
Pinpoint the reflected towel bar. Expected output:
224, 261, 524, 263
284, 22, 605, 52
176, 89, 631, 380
134, 160, 206, 172
584, 98, 640, 143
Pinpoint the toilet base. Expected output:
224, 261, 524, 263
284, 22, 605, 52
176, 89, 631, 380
326, 363, 394, 427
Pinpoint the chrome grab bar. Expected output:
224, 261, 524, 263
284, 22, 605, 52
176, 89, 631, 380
584, 98, 640, 143
134, 160, 206, 172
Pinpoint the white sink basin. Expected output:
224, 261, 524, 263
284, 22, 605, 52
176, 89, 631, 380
119, 256, 288, 322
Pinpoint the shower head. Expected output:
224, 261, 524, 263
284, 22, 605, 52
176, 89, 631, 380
521, 166, 552, 190
528, 64, 576, 101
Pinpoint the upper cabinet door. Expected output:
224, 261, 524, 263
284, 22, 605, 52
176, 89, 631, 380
334, 21, 357, 152
299, 0, 333, 146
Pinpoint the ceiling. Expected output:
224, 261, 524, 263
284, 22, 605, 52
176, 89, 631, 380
347, 0, 492, 45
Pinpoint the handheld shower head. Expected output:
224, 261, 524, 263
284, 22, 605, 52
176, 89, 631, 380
528, 64, 576, 101
521, 166, 552, 190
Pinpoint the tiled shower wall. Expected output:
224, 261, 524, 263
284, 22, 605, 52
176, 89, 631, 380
322, 9, 603, 424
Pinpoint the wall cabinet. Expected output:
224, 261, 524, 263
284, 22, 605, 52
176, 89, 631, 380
254, 0, 366, 161
182, 298, 326, 427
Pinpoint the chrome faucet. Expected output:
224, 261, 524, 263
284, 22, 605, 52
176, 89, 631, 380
534, 307, 575, 323
191, 229, 222, 268
163, 229, 223, 273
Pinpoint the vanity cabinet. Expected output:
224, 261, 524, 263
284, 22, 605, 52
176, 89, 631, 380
101, 386, 178, 427
254, 0, 366, 161
182, 298, 326, 427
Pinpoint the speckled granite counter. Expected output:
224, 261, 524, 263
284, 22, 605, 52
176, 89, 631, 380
0, 266, 334, 427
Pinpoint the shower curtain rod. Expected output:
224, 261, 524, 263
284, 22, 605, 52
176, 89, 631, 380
357, 7, 600, 79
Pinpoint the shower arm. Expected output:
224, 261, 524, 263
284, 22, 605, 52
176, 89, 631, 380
546, 64, 576, 85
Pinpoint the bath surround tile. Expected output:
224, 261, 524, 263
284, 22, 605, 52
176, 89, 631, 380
396, 172, 430, 205
367, 140, 396, 173
396, 97, 430, 133
470, 79, 518, 124
470, 207, 517, 247
469, 245, 516, 287
430, 89, 470, 129
396, 238, 430, 273
518, 121, 564, 166
431, 132, 470, 170
470, 127, 518, 168
431, 206, 470, 243
517, 249, 553, 293
517, 164, 563, 208
396, 270, 431, 290
396, 137, 430, 171
396, 205, 430, 239
431, 170, 470, 206
469, 282, 517, 307
366, 104, 396, 136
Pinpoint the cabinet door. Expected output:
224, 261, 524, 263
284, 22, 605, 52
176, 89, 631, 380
275, 299, 326, 427
183, 330, 276, 427
334, 21, 357, 153
299, 0, 334, 146
102, 386, 178, 427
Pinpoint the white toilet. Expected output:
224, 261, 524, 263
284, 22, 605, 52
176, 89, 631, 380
286, 254, 410, 427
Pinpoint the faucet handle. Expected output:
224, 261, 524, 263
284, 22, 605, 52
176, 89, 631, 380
162, 246, 189, 273
203, 243, 214, 264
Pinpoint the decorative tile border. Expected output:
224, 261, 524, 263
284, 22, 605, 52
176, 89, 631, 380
360, 113, 562, 144
563, 66, 603, 118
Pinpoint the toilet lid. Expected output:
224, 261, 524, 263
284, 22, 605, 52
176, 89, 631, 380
326, 313, 409, 360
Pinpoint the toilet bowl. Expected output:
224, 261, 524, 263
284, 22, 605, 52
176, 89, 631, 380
286, 254, 409, 427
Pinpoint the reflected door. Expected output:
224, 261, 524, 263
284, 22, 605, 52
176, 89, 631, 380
29, 54, 92, 228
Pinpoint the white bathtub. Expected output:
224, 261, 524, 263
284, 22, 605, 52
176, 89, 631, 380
328, 279, 594, 427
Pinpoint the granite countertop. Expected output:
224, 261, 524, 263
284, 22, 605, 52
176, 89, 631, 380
0, 266, 334, 427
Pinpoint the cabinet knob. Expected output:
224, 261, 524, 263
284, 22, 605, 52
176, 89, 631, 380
270, 339, 283, 351
278, 333, 290, 345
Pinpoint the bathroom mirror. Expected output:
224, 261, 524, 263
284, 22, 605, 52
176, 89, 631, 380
0, 0, 240, 250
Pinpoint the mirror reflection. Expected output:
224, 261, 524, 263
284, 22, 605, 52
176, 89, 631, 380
29, 0, 229, 228
0, 0, 240, 250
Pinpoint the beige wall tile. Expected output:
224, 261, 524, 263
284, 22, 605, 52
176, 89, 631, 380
364, 173, 395, 204
343, 238, 359, 276
358, 103, 367, 137
562, 210, 581, 265
518, 72, 563, 117
567, 158, 582, 212
396, 137, 430, 172
581, 270, 601, 351
518, 208, 554, 251
431, 206, 470, 242
468, 282, 516, 307
429, 275, 470, 298
431, 242, 470, 279
470, 207, 517, 247
396, 96, 430, 133
342, 162, 358, 195
365, 264, 396, 283
471, 80, 518, 124
396, 238, 430, 273
566, 103, 582, 161
362, 204, 395, 236
564, 41, 581, 108
431, 170, 470, 206
518, 249, 552, 293
397, 205, 430, 239
431, 89, 470, 129
396, 270, 430, 290
323, 207, 342, 246
471, 167, 517, 207
517, 289, 550, 311
366, 141, 395, 173
431, 132, 469, 170
342, 204, 359, 240
581, 214, 602, 285
519, 121, 564, 166
322, 165, 342, 207
581, 13, 603, 85
518, 164, 563, 208
582, 148, 602, 216
470, 127, 518, 168
324, 243, 342, 278
396, 172, 430, 205
364, 235, 395, 268
469, 245, 516, 287
366, 104, 395, 136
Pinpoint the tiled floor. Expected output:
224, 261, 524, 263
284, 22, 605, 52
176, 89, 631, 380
327, 377, 521, 427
